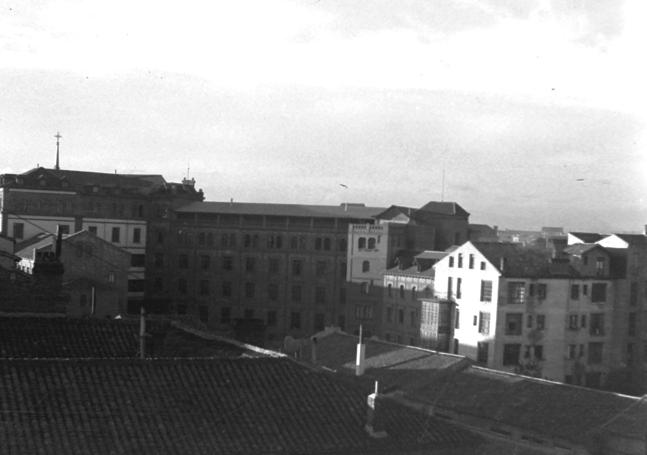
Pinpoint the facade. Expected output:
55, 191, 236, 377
144, 201, 382, 345
431, 238, 646, 391
0, 167, 202, 311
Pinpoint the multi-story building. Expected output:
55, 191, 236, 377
0, 166, 202, 311
144, 201, 382, 345
431, 237, 646, 391
346, 202, 469, 338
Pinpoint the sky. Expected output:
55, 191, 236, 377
0, 0, 645, 232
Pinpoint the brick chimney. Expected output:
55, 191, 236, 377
365, 381, 387, 438
356, 325, 366, 376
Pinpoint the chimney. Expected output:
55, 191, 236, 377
365, 380, 387, 438
54, 226, 62, 258
356, 325, 366, 376
311, 336, 318, 364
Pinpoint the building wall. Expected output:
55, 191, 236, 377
381, 271, 433, 345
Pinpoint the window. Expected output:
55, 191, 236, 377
268, 258, 280, 274
361, 282, 370, 295
111, 227, 120, 243
131, 254, 146, 267
411, 286, 417, 301
88, 226, 97, 235
340, 262, 347, 279
222, 256, 233, 271
291, 285, 302, 303
527, 315, 533, 329
480, 261, 486, 270
447, 277, 453, 298
595, 257, 605, 276
220, 307, 231, 323
505, 313, 523, 335
323, 238, 331, 250
267, 310, 277, 327
626, 343, 634, 365
339, 287, 346, 304
245, 282, 255, 298
480, 280, 492, 302
469, 254, 474, 269
630, 282, 638, 306
567, 344, 577, 359
245, 257, 255, 272
581, 314, 587, 328
292, 259, 303, 276
268, 283, 279, 301
133, 228, 141, 244
387, 283, 393, 297
571, 284, 580, 300
154, 253, 164, 268
477, 342, 489, 364
368, 238, 376, 249
290, 312, 301, 329
588, 342, 603, 364
537, 283, 547, 300
478, 312, 490, 335
222, 281, 232, 297
315, 237, 323, 250
178, 278, 187, 294
386, 307, 393, 323
153, 277, 163, 292
178, 254, 188, 268
358, 237, 366, 249
536, 314, 546, 330
314, 313, 325, 331
503, 344, 521, 366
315, 287, 326, 304
338, 238, 347, 251
362, 260, 370, 272
628, 312, 636, 336
410, 310, 417, 327
590, 313, 605, 336
583, 284, 588, 296
398, 309, 404, 324
508, 282, 526, 304
534, 345, 544, 360
316, 261, 327, 277
457, 254, 463, 268
454, 309, 460, 329
591, 283, 607, 302
156, 231, 164, 244
449, 256, 454, 267
199, 280, 210, 296
200, 255, 210, 270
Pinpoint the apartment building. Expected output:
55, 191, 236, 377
0, 167, 202, 310
431, 238, 644, 390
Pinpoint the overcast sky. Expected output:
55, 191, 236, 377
1, 0, 645, 231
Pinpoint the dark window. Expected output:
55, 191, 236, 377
199, 305, 208, 323
268, 283, 279, 301
595, 257, 605, 276
178, 254, 188, 268
323, 238, 331, 250
473, 315, 477, 326
410, 286, 417, 301
503, 344, 521, 366
630, 282, 638, 306
157, 231, 164, 244
456, 278, 462, 299
245, 257, 255, 272
626, 343, 634, 365
581, 314, 587, 328
583, 284, 588, 296
536, 314, 546, 330
588, 342, 603, 364
316, 261, 327, 277
200, 255, 210, 270
368, 238, 376, 249
268, 258, 280, 274
568, 314, 579, 330
338, 238, 347, 251
133, 228, 142, 244
154, 253, 164, 267
477, 342, 489, 364
398, 309, 404, 324
291, 285, 302, 302
362, 260, 370, 272
292, 259, 303, 276
315, 286, 326, 304
628, 312, 636, 336
480, 280, 492, 302
457, 254, 463, 268
399, 285, 405, 299
478, 312, 490, 335
527, 315, 533, 329
111, 227, 120, 243
534, 345, 544, 360
222, 256, 233, 271
590, 313, 605, 336
480, 261, 486, 270
449, 256, 454, 267
222, 281, 232, 297
131, 254, 146, 267
220, 307, 231, 323
128, 279, 145, 292
314, 313, 325, 331
153, 277, 163, 292
505, 313, 523, 335
59, 225, 70, 235
199, 280, 210, 296
571, 284, 580, 300
340, 262, 347, 279
245, 282, 255, 298
290, 312, 301, 329
447, 277, 453, 298
315, 238, 323, 250
339, 287, 346, 304
537, 283, 547, 300
591, 283, 607, 302
88, 226, 98, 235
469, 254, 474, 269
267, 311, 277, 327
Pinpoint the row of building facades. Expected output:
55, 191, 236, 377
1, 166, 645, 393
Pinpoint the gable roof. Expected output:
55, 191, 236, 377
563, 243, 607, 256
419, 201, 470, 217
175, 201, 384, 220
0, 356, 478, 454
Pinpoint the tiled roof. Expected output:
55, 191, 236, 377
569, 232, 604, 243
613, 233, 647, 245
0, 357, 477, 454
563, 243, 603, 255
472, 242, 578, 278
415, 250, 449, 260
411, 366, 647, 446
0, 317, 249, 359
384, 265, 435, 277
175, 201, 384, 219
419, 201, 470, 217
304, 331, 469, 391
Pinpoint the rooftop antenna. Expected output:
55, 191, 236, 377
54, 132, 62, 170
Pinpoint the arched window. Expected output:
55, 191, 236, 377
368, 238, 376, 249
387, 284, 393, 297
362, 260, 370, 272
424, 286, 432, 298
399, 285, 405, 299
358, 237, 367, 249
411, 286, 417, 300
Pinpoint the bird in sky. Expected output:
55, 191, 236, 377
339, 184, 348, 188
